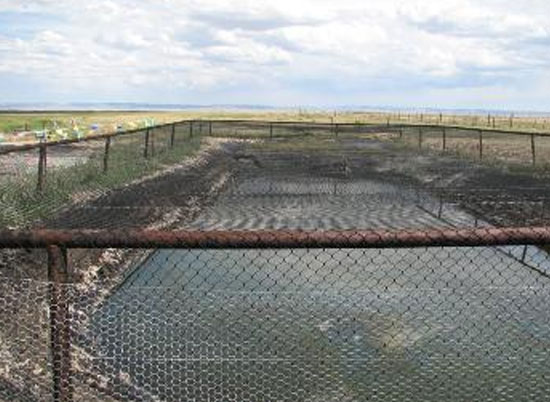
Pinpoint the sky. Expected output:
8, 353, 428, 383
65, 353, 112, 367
1, 0, 550, 110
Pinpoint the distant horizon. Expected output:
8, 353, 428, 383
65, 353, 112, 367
1, 102, 550, 117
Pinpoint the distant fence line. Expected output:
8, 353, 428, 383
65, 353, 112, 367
3, 119, 550, 155
1, 119, 549, 198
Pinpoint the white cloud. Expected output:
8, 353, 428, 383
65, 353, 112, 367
0, 0, 549, 108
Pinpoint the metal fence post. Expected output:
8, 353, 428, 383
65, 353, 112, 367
47, 245, 72, 402
531, 134, 536, 166
335, 124, 339, 137
270, 123, 273, 139
144, 128, 150, 158
103, 136, 111, 173
170, 124, 176, 148
479, 130, 483, 160
418, 127, 423, 149
209, 121, 213, 136
442, 127, 446, 151
37, 141, 47, 192
150, 128, 155, 157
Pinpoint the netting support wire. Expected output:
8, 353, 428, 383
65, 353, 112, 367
47, 245, 72, 402
37, 141, 47, 193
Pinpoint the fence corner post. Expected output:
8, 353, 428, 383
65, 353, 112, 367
47, 245, 72, 402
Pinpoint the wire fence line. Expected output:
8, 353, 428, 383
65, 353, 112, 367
395, 124, 550, 167
2, 119, 550, 229
2, 227, 550, 401
0, 120, 202, 227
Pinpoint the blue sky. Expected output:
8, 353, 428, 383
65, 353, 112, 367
1, 0, 550, 110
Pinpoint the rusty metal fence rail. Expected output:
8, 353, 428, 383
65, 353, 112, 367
2, 227, 550, 401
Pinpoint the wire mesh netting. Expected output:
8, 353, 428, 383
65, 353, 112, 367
2, 239, 550, 401
3, 120, 550, 401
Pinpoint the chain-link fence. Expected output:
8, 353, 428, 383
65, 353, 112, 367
3, 119, 550, 401
2, 228, 550, 401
